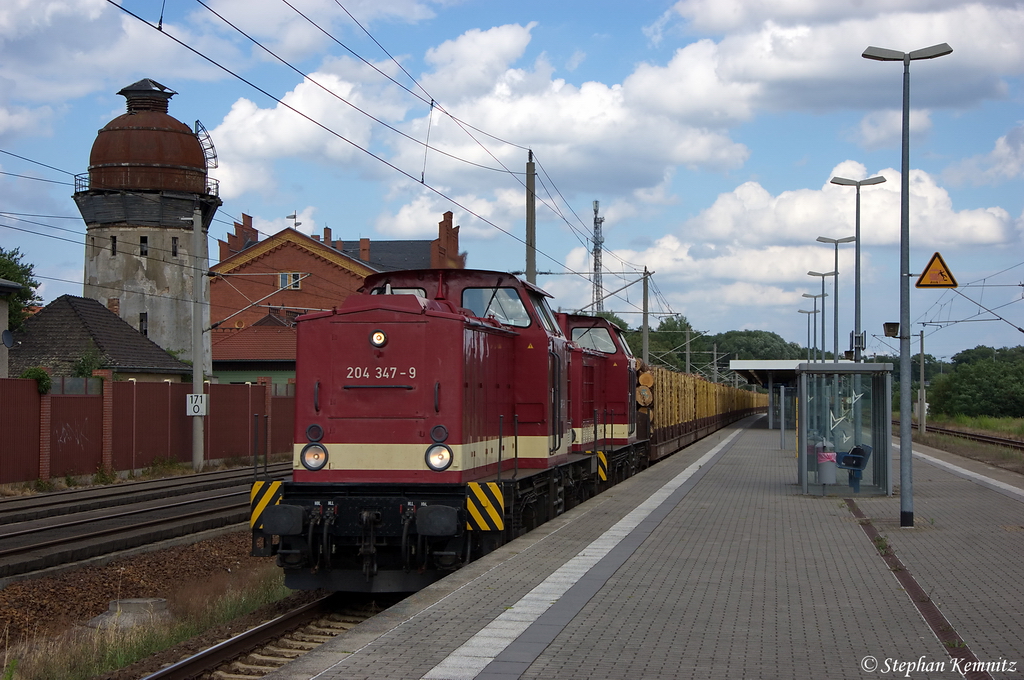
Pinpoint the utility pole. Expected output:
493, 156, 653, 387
919, 330, 926, 434
642, 267, 649, 364
592, 201, 605, 313
190, 206, 205, 472
525, 151, 536, 285
685, 328, 691, 374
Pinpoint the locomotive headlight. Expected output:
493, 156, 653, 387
369, 329, 388, 348
300, 443, 329, 471
425, 444, 453, 472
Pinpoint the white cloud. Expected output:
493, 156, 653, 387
852, 109, 933, 149
945, 122, 1024, 185
701, 166, 1011, 249
421, 23, 537, 101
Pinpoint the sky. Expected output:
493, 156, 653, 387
2, 0, 1023, 365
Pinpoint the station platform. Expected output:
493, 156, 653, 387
265, 416, 1024, 680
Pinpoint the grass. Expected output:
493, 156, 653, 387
927, 413, 1024, 438
4, 563, 291, 680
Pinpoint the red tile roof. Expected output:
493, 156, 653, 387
211, 325, 296, 361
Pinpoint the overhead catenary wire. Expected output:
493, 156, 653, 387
103, 0, 598, 288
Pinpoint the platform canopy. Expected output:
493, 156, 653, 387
729, 360, 807, 388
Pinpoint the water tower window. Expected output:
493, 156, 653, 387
140, 236, 148, 256
139, 312, 148, 337
280, 273, 301, 290
111, 236, 117, 255
171, 237, 179, 257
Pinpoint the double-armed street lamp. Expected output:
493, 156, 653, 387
830, 176, 886, 362
816, 236, 855, 363
807, 271, 836, 361
801, 292, 826, 361
863, 41, 952, 528
798, 309, 819, 362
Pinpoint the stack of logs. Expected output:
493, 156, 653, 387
636, 360, 654, 413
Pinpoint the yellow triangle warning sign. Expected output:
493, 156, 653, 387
915, 252, 958, 288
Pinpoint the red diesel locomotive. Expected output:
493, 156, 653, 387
250, 268, 758, 592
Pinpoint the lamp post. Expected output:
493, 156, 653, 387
816, 236, 855, 363
798, 309, 818, 361
863, 42, 952, 528
830, 176, 886, 363
808, 271, 836, 360
801, 293, 826, 362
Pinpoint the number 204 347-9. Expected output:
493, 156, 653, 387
346, 366, 416, 379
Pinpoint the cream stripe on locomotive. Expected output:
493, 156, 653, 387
293, 434, 564, 472
466, 482, 505, 531
250, 480, 282, 530
571, 422, 634, 447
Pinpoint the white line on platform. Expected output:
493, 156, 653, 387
422, 428, 744, 680
911, 449, 1024, 502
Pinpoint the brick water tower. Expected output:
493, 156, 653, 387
74, 79, 221, 371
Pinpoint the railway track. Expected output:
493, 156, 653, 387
141, 595, 393, 680
894, 420, 1024, 452
0, 463, 291, 581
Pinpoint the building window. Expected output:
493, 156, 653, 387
139, 312, 148, 337
171, 236, 179, 257
280, 273, 301, 290
110, 236, 117, 255
140, 236, 148, 257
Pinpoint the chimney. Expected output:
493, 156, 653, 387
107, 298, 120, 315
323, 226, 332, 244
360, 238, 370, 262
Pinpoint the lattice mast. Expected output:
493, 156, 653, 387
592, 200, 605, 312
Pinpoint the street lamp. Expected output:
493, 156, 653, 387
863, 41, 952, 528
808, 271, 836, 361
798, 309, 819, 361
801, 293, 826, 361
816, 236, 855, 363
831, 176, 886, 362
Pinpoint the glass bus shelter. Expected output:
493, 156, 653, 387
797, 363, 893, 496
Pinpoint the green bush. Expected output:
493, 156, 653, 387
19, 367, 51, 394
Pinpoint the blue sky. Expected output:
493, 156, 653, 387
2, 0, 1023, 364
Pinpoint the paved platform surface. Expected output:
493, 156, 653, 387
266, 416, 1024, 680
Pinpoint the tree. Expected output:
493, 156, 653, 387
0, 247, 42, 332
628, 315, 706, 371
929, 358, 1024, 418
708, 330, 804, 362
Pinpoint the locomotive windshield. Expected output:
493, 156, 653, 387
462, 287, 531, 327
572, 327, 617, 353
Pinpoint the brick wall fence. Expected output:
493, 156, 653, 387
0, 373, 295, 485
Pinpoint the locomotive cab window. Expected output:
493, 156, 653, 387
531, 293, 560, 335
572, 327, 617, 353
370, 285, 426, 297
616, 328, 634, 357
462, 287, 530, 327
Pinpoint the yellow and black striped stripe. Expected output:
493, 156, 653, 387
250, 480, 282, 530
597, 452, 608, 482
466, 482, 504, 531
